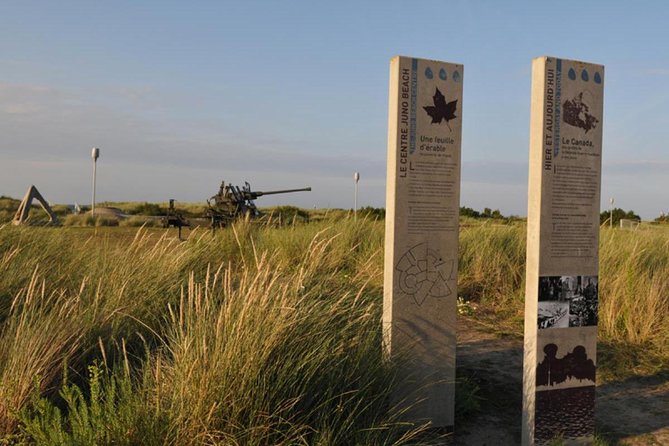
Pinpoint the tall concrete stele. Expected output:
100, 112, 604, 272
384, 56, 463, 428
523, 56, 604, 445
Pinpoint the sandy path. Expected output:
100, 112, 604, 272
451, 318, 669, 445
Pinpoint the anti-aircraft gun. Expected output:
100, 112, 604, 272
207, 181, 311, 229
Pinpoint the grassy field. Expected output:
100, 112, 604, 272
0, 215, 667, 444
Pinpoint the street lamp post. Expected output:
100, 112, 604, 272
92, 148, 100, 217
354, 172, 360, 220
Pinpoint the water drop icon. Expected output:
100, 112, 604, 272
452, 70, 461, 82
594, 72, 602, 84
439, 68, 447, 80
581, 69, 589, 81
425, 67, 433, 79
568, 68, 576, 80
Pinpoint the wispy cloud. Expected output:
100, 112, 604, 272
0, 82, 69, 115
603, 159, 669, 176
0, 81, 383, 206
644, 68, 669, 76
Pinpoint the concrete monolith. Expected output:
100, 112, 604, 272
523, 56, 604, 445
384, 56, 464, 428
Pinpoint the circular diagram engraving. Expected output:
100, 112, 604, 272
395, 243, 455, 306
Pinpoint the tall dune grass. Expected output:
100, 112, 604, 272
0, 219, 667, 443
456, 223, 669, 378
458, 223, 526, 327
597, 228, 669, 377
0, 222, 430, 444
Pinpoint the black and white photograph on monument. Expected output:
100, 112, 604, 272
538, 276, 598, 329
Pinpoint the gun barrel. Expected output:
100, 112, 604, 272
253, 187, 312, 197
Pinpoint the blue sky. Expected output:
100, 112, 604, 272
1, 1, 668, 217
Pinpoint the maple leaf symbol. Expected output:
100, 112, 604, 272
423, 88, 457, 130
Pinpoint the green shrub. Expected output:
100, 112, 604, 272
126, 202, 164, 216
20, 362, 169, 445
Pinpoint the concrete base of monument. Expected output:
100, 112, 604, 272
447, 318, 669, 445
